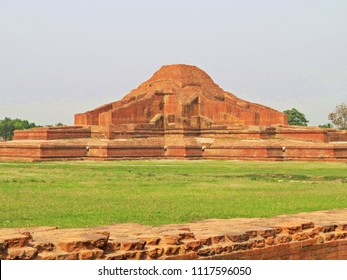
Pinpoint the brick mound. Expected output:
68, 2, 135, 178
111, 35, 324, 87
1, 209, 347, 260
74, 64, 287, 127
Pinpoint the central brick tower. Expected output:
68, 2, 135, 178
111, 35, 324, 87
74, 64, 287, 131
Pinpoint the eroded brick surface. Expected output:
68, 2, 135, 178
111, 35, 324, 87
1, 209, 347, 260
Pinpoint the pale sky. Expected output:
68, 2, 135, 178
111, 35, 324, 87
1, 0, 346, 126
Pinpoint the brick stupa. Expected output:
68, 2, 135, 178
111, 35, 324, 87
74, 64, 287, 129
1, 64, 347, 161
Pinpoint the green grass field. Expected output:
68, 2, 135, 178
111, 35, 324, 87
0, 160, 346, 228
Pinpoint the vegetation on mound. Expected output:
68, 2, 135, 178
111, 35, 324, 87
0, 160, 346, 228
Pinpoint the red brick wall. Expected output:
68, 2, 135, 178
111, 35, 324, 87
2, 140, 347, 161
1, 210, 346, 260
13, 127, 91, 141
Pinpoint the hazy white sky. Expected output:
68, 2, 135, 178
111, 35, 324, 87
1, 0, 346, 126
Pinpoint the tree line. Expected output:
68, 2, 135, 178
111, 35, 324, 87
0, 118, 39, 141
284, 103, 347, 129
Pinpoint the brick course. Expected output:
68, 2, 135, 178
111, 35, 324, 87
1, 209, 346, 260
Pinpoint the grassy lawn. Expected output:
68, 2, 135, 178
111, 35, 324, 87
0, 160, 346, 228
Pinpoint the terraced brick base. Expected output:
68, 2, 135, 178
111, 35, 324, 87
1, 209, 347, 260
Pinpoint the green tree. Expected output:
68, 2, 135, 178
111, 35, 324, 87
318, 123, 333, 129
0, 117, 39, 141
328, 103, 347, 130
0, 117, 15, 141
283, 108, 309, 126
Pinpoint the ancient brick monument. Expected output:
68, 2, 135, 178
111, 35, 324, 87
1, 64, 347, 161
1, 66, 347, 261
74, 64, 287, 128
